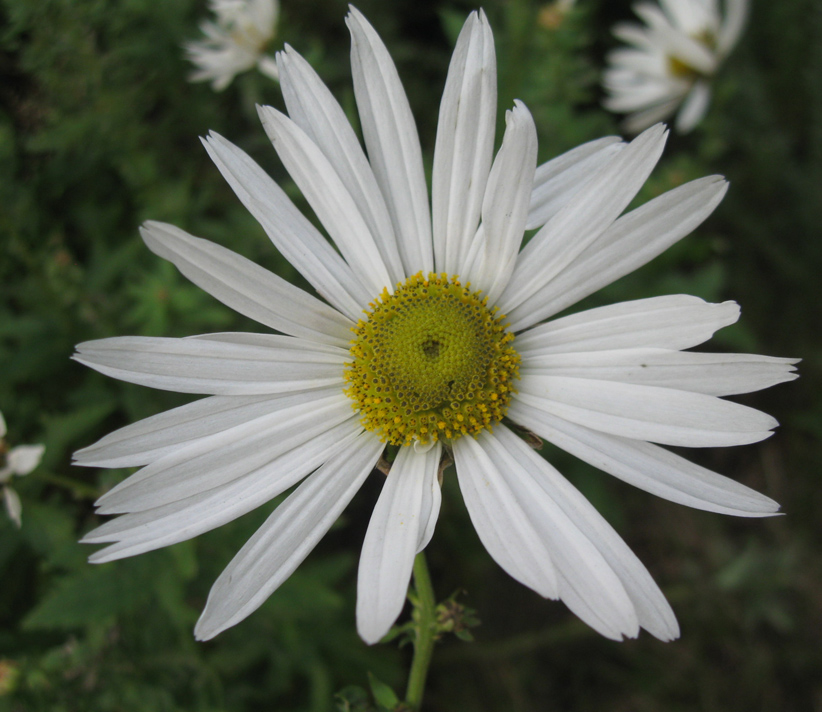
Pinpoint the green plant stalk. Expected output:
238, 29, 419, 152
404, 552, 437, 710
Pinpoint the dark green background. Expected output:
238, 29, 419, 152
1, 0, 819, 710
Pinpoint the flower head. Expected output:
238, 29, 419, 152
185, 0, 280, 91
1, 409, 45, 528
603, 0, 749, 133
76, 8, 795, 644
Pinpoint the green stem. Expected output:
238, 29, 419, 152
405, 552, 437, 710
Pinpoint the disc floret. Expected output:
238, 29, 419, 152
344, 272, 520, 446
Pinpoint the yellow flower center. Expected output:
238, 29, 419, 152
344, 272, 520, 446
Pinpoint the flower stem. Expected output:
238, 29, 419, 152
405, 552, 437, 710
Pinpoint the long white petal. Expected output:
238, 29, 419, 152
452, 436, 559, 599
82, 419, 362, 558
140, 221, 353, 347
347, 7, 433, 275
432, 10, 496, 275
277, 45, 405, 285
193, 430, 383, 640
520, 348, 798, 396
526, 137, 625, 231
75, 390, 339, 468
257, 106, 393, 295
621, 97, 684, 136
460, 430, 640, 640
675, 81, 711, 133
73, 334, 347, 395
517, 374, 779, 447
463, 101, 537, 305
514, 295, 739, 354
603, 79, 685, 112
507, 176, 728, 328
3, 487, 22, 527
490, 426, 678, 640
202, 131, 370, 320
94, 393, 354, 514
356, 442, 442, 644
416, 452, 443, 554
509, 400, 781, 517
499, 124, 668, 314
717, 0, 748, 56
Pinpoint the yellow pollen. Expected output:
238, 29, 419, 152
343, 272, 520, 446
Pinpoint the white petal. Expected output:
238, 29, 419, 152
75, 390, 339, 468
356, 442, 442, 644
613, 21, 657, 51
257, 106, 393, 295
634, 3, 718, 74
432, 10, 496, 275
460, 429, 640, 640
621, 97, 684, 135
277, 46, 405, 285
256, 54, 279, 81
7, 444, 45, 475
94, 392, 354, 514
490, 426, 677, 640
520, 348, 798, 396
603, 78, 685, 112
507, 176, 728, 328
605, 48, 666, 76
0, 411, 6, 438
463, 101, 538, 304
675, 81, 711, 133
202, 131, 370, 320
194, 430, 383, 640
140, 221, 353, 347
660, 0, 707, 34
3, 487, 22, 528
517, 374, 779, 447
526, 137, 625, 231
416, 455, 443, 553
83, 419, 362, 559
515, 295, 739, 354
499, 124, 668, 314
452, 436, 559, 599
73, 334, 347, 395
717, 0, 748, 56
347, 7, 433, 275
509, 399, 781, 517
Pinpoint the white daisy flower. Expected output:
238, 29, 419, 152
603, 0, 749, 133
1, 409, 46, 528
76, 9, 795, 644
185, 0, 280, 91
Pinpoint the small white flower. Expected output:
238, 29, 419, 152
185, 0, 280, 91
603, 0, 749, 133
1, 409, 46, 528
76, 9, 794, 644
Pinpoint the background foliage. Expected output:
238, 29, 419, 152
1, 0, 820, 710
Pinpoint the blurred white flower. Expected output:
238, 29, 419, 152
76, 8, 793, 645
603, 0, 748, 133
0, 410, 45, 528
185, 0, 280, 91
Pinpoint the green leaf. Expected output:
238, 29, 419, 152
334, 685, 374, 712
367, 671, 400, 710
22, 555, 162, 630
